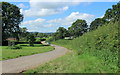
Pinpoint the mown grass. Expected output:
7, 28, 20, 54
2, 44, 54, 60
25, 21, 119, 73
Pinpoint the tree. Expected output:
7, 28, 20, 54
103, 2, 120, 22
68, 19, 88, 38
56, 27, 68, 39
51, 27, 68, 40
18, 27, 29, 41
52, 32, 60, 41
27, 34, 36, 46
43, 33, 48, 38
1, 2, 23, 41
89, 18, 107, 31
37, 33, 48, 38
33, 32, 38, 37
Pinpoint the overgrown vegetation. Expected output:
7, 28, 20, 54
25, 20, 119, 73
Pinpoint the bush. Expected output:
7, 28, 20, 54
46, 37, 55, 42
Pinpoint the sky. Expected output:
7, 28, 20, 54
2, 0, 119, 33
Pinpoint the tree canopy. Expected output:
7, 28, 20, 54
52, 27, 68, 40
89, 18, 107, 31
103, 2, 120, 21
68, 19, 88, 38
27, 34, 36, 46
1, 2, 23, 41
37, 33, 48, 38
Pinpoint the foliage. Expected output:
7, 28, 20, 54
52, 21, 119, 72
90, 2, 120, 31
26, 21, 119, 73
103, 2, 120, 21
18, 27, 29, 41
52, 27, 69, 40
89, 18, 108, 31
27, 34, 36, 46
25, 2, 120, 73
68, 19, 88, 38
46, 37, 55, 42
1, 2, 23, 41
33, 32, 39, 37
37, 33, 48, 39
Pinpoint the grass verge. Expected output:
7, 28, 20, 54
2, 44, 54, 60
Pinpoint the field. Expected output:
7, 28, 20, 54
25, 21, 119, 73
2, 44, 54, 60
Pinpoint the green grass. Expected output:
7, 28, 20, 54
25, 21, 119, 73
25, 52, 116, 73
2, 44, 54, 60
35, 38, 41, 42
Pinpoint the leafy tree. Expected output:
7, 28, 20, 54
37, 33, 43, 38
52, 32, 60, 41
42, 33, 48, 38
56, 27, 68, 39
89, 18, 107, 31
37, 33, 48, 38
103, 2, 120, 22
27, 34, 36, 46
33, 32, 38, 37
1, 2, 23, 41
52, 27, 68, 40
18, 27, 29, 41
68, 19, 88, 38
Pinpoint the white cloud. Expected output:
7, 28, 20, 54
61, 6, 69, 11
24, 8, 63, 17
22, 18, 45, 26
47, 12, 95, 25
22, 12, 95, 32
21, 18, 54, 32
17, 3, 28, 8
20, 9, 23, 14
22, 0, 81, 17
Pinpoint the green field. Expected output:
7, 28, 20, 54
25, 21, 119, 73
2, 44, 54, 60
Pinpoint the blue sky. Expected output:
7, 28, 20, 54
8, 1, 118, 32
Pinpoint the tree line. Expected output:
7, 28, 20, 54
49, 2, 120, 41
1, 2, 120, 43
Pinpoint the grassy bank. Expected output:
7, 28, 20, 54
2, 44, 54, 60
25, 21, 119, 73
